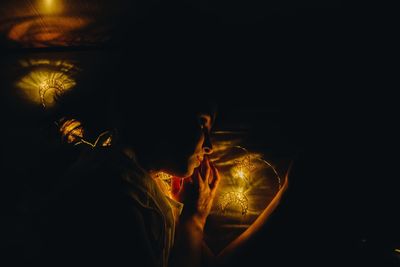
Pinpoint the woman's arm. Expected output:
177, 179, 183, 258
170, 158, 289, 267
169, 158, 220, 267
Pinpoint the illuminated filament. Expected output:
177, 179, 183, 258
59, 118, 113, 148
233, 155, 255, 183
218, 191, 249, 215
39, 78, 65, 108
59, 118, 84, 144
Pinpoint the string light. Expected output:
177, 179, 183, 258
233, 146, 282, 189
215, 146, 282, 216
218, 191, 248, 215
39, 78, 65, 108
58, 118, 84, 143
151, 146, 282, 219
233, 154, 255, 183
150, 145, 282, 218
76, 131, 113, 148
16, 60, 78, 108
58, 118, 113, 148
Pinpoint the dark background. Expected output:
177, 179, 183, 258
1, 1, 399, 266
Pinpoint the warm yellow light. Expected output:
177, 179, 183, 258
233, 168, 248, 181
59, 118, 84, 144
16, 60, 77, 108
218, 190, 249, 215
17, 70, 75, 108
395, 248, 400, 253
37, 0, 64, 14
154, 172, 173, 181
235, 155, 255, 173
236, 169, 244, 178
101, 136, 112, 147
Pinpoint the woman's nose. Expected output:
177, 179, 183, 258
203, 146, 213, 154
202, 132, 213, 154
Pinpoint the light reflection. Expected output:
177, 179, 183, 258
8, 16, 89, 47
16, 59, 78, 108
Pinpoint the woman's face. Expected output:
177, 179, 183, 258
184, 114, 213, 176
160, 113, 214, 178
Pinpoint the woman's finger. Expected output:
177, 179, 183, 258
203, 157, 212, 185
209, 163, 220, 190
192, 168, 204, 189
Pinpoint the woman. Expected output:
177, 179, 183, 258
39, 93, 287, 267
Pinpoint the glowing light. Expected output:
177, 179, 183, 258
154, 172, 173, 181
40, 78, 65, 108
218, 191, 249, 215
36, 0, 64, 14
235, 154, 255, 172
59, 118, 84, 144
212, 145, 283, 217
58, 118, 113, 148
16, 60, 78, 108
233, 154, 255, 183
149, 144, 283, 220
101, 136, 112, 147
395, 248, 400, 253
205, 142, 289, 254
236, 169, 246, 179
77, 131, 114, 148
152, 172, 174, 198
8, 17, 89, 47
17, 70, 75, 108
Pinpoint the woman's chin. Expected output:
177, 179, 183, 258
179, 169, 194, 178
167, 159, 198, 178
178, 165, 197, 178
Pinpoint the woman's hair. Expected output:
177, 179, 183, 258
113, 87, 217, 146
50, 76, 117, 143
50, 60, 217, 149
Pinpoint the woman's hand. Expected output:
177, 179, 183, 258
174, 157, 220, 230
